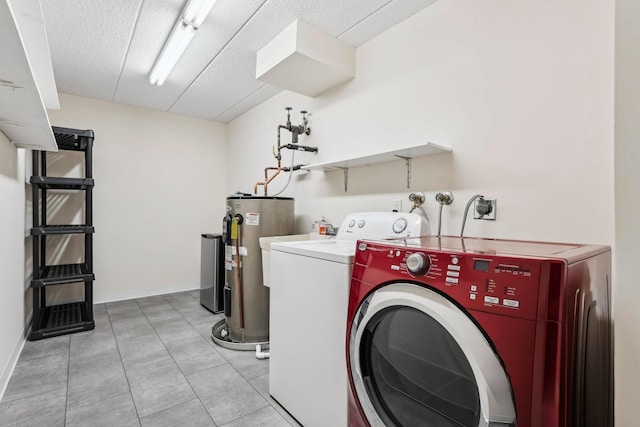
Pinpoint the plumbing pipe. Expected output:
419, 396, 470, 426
254, 108, 315, 195
254, 124, 286, 194
434, 191, 454, 236
409, 204, 430, 227
408, 192, 430, 224
256, 344, 270, 359
254, 167, 282, 196
271, 151, 296, 197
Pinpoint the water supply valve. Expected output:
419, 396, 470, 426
408, 192, 426, 206
435, 191, 454, 205
300, 110, 311, 136
285, 106, 292, 129
254, 107, 318, 196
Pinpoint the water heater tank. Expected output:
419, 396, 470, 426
221, 195, 295, 345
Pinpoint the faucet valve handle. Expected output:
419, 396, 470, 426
300, 110, 311, 135
284, 106, 292, 128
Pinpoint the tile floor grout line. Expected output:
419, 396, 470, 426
216, 403, 273, 427
167, 290, 276, 426
131, 296, 178, 423
106, 302, 144, 426
159, 291, 223, 426
0, 385, 69, 425
64, 334, 71, 426
133, 295, 217, 425
179, 372, 221, 426
244, 375, 299, 427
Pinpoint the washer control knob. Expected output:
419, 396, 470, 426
349, 220, 356, 228
357, 219, 365, 228
392, 217, 408, 234
406, 253, 431, 276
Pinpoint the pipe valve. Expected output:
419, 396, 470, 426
254, 107, 318, 196
435, 191, 454, 205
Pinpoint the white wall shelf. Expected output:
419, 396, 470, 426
302, 142, 451, 191
0, 0, 57, 152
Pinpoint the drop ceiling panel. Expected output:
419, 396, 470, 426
113, 0, 265, 112
169, 0, 391, 120
41, 0, 142, 101
215, 84, 283, 123
266, 0, 392, 40
339, 0, 439, 45
110, 0, 185, 110
168, 42, 267, 120
40, 0, 441, 122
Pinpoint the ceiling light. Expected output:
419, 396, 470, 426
183, 0, 217, 28
149, 0, 217, 86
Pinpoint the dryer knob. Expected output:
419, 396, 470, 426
406, 253, 431, 276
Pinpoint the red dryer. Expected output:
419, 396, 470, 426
346, 236, 612, 427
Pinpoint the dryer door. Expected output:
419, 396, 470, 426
349, 283, 516, 427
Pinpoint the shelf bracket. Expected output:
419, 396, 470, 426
335, 167, 349, 192
395, 155, 412, 189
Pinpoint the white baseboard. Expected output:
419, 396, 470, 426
0, 315, 31, 401
94, 283, 200, 304
43, 283, 200, 306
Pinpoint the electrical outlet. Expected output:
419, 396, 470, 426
392, 199, 402, 212
474, 198, 497, 220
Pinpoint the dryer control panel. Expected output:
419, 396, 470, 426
353, 241, 548, 321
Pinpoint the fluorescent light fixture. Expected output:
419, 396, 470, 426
149, 0, 217, 86
184, 0, 217, 28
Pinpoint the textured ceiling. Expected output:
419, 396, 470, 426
41, 0, 438, 123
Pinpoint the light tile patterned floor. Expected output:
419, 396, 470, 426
0, 290, 300, 427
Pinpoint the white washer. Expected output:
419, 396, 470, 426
269, 212, 429, 427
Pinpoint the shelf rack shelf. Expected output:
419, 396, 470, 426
29, 176, 95, 189
31, 225, 95, 236
28, 126, 96, 340
302, 142, 451, 191
31, 264, 95, 287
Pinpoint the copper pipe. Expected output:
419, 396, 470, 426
254, 116, 313, 195
254, 166, 283, 196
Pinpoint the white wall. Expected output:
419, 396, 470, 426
228, 0, 614, 245
47, 94, 227, 302
614, 0, 640, 424
228, 0, 622, 420
0, 133, 28, 397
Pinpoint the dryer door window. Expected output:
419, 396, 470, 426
361, 305, 480, 426
349, 283, 516, 427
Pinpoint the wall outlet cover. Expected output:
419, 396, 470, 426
474, 198, 497, 220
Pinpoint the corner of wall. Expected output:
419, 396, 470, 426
0, 133, 29, 401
